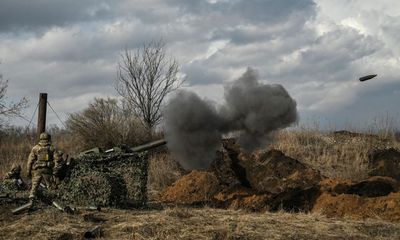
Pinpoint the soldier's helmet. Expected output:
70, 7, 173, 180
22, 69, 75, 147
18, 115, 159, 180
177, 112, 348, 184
39, 132, 51, 143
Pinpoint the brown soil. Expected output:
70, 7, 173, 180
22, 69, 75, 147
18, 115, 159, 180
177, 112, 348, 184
313, 192, 400, 221
213, 186, 270, 211
319, 178, 354, 193
160, 143, 400, 222
368, 148, 400, 181
244, 149, 322, 194
320, 176, 399, 197
229, 194, 270, 211
159, 170, 222, 204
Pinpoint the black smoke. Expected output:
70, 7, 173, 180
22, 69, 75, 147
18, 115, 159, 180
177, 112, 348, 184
164, 68, 298, 169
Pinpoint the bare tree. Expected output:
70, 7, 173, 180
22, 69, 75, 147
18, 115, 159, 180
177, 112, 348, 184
0, 69, 28, 123
66, 98, 149, 149
116, 40, 182, 133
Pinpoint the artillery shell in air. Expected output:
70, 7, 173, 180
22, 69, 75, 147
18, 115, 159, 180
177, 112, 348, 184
359, 74, 377, 82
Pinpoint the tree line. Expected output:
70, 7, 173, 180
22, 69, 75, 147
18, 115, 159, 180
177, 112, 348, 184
0, 40, 183, 150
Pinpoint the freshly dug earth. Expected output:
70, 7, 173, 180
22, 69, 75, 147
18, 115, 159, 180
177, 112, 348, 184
159, 145, 400, 221
244, 149, 323, 193
313, 192, 400, 221
214, 186, 270, 211
320, 176, 399, 197
368, 148, 400, 181
160, 170, 222, 204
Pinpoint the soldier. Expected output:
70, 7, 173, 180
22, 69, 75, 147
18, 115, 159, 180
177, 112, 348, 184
3, 163, 27, 190
53, 150, 67, 186
4, 163, 22, 180
27, 132, 60, 203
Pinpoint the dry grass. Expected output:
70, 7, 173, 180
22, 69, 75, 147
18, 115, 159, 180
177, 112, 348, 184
147, 153, 186, 200
2, 122, 398, 185
269, 128, 399, 180
0, 132, 84, 178
0, 136, 33, 178
1, 206, 400, 240
1, 117, 400, 239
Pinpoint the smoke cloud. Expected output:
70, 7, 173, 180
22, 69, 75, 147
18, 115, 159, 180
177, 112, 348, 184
164, 68, 298, 169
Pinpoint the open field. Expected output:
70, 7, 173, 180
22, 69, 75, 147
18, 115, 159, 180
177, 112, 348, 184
1, 205, 400, 240
1, 125, 400, 239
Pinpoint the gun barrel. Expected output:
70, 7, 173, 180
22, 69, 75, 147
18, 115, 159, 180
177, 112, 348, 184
130, 139, 167, 153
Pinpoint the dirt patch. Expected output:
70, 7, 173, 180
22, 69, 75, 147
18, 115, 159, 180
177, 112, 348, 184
228, 194, 269, 211
210, 139, 252, 189
160, 170, 223, 204
244, 149, 323, 194
267, 186, 321, 212
160, 145, 400, 221
346, 176, 399, 197
213, 186, 270, 211
312, 192, 400, 221
368, 148, 400, 181
320, 176, 399, 197
319, 178, 353, 194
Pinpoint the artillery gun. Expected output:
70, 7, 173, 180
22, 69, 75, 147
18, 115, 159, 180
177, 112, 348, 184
56, 139, 167, 208
79, 139, 167, 156
2, 139, 167, 214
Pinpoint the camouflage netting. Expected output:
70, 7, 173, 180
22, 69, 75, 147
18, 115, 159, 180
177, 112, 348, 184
0, 179, 28, 204
57, 152, 148, 208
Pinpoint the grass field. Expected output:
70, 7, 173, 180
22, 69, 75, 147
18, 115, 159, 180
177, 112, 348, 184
1, 206, 400, 240
1, 122, 399, 239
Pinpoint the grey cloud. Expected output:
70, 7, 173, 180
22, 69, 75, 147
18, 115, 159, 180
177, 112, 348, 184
172, 0, 315, 24
2, 0, 399, 131
264, 28, 381, 84
0, 0, 113, 33
310, 80, 400, 130
229, 0, 315, 23
182, 61, 226, 85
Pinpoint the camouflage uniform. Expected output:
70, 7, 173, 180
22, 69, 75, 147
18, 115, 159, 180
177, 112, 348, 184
4, 163, 22, 180
52, 151, 67, 186
27, 132, 60, 200
4, 163, 27, 190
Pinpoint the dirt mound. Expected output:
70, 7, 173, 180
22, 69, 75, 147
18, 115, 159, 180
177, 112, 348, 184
160, 170, 222, 204
159, 142, 400, 221
346, 176, 399, 197
313, 192, 400, 221
320, 176, 399, 197
314, 176, 400, 221
244, 149, 323, 193
368, 148, 400, 181
213, 186, 270, 211
267, 186, 321, 212
210, 140, 250, 188
319, 178, 353, 194
229, 194, 270, 211
213, 186, 256, 202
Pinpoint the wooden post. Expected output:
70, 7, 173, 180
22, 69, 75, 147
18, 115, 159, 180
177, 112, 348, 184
37, 93, 47, 138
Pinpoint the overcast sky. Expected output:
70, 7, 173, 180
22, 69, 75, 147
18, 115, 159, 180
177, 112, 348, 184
0, 0, 399, 130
